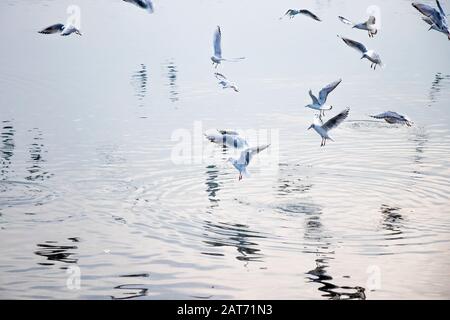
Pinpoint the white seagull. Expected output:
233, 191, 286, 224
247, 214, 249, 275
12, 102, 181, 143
338, 36, 383, 70
38, 23, 82, 36
305, 79, 342, 118
370, 111, 413, 126
338, 15, 378, 37
412, 1, 450, 40
123, 0, 154, 13
211, 26, 245, 68
308, 108, 350, 147
205, 130, 249, 149
228, 144, 271, 181
214, 73, 239, 92
282, 9, 322, 21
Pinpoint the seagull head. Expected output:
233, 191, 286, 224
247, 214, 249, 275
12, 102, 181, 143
204, 134, 216, 143
75, 29, 82, 36
307, 124, 314, 130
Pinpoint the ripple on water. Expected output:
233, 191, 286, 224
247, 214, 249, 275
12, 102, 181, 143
0, 180, 57, 207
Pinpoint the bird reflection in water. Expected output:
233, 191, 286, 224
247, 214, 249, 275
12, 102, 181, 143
304, 209, 366, 300
380, 204, 404, 235
26, 128, 52, 181
164, 60, 179, 103
201, 220, 265, 264
428, 73, 450, 107
0, 120, 15, 180
34, 238, 79, 266
131, 64, 148, 103
205, 164, 221, 210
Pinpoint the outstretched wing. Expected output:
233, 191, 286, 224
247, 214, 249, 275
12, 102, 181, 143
412, 2, 441, 24
218, 129, 239, 136
318, 79, 342, 105
213, 26, 222, 58
323, 108, 350, 132
309, 90, 319, 105
299, 9, 321, 21
38, 23, 65, 34
339, 36, 367, 54
237, 144, 270, 166
338, 16, 354, 25
436, 0, 446, 17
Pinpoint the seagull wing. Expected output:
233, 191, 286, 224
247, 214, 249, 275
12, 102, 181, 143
370, 111, 401, 119
318, 79, 342, 105
213, 26, 222, 58
237, 144, 270, 166
214, 72, 227, 81
436, 0, 446, 17
322, 108, 350, 132
338, 16, 354, 25
299, 9, 321, 21
218, 129, 239, 136
309, 90, 319, 105
38, 23, 65, 34
340, 36, 367, 54
145, 0, 154, 13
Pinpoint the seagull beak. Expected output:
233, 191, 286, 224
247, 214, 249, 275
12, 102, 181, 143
307, 125, 313, 130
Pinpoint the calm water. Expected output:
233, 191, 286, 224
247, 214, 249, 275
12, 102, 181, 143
1, 0, 450, 299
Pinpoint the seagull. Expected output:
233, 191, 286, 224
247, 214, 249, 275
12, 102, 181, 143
338, 15, 378, 37
308, 108, 350, 147
123, 0, 154, 13
228, 144, 271, 181
412, 1, 450, 40
214, 73, 239, 92
305, 79, 342, 118
211, 26, 245, 68
338, 36, 383, 70
282, 9, 321, 21
205, 130, 249, 149
38, 23, 82, 36
370, 111, 413, 126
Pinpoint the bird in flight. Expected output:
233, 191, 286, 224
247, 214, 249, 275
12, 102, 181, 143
338, 36, 383, 70
211, 26, 245, 68
412, 0, 449, 40
281, 9, 322, 22
214, 73, 239, 92
308, 108, 350, 147
305, 79, 342, 119
228, 145, 271, 181
338, 15, 378, 37
123, 0, 154, 13
38, 23, 82, 36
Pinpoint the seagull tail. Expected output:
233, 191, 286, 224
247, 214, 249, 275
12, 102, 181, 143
242, 168, 251, 178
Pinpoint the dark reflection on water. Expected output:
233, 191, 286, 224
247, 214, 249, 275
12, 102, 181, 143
164, 60, 179, 103
380, 205, 404, 235
429, 73, 450, 107
111, 284, 148, 300
34, 239, 79, 266
304, 209, 366, 300
201, 220, 265, 263
131, 64, 148, 102
276, 163, 312, 197
26, 128, 52, 182
0, 120, 15, 180
205, 164, 221, 207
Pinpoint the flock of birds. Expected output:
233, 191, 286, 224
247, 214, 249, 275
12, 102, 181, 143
37, 0, 448, 181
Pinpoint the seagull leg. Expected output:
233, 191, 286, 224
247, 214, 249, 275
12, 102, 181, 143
239, 173, 242, 181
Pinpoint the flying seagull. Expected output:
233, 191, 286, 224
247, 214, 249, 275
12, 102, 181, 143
214, 73, 239, 92
228, 144, 271, 181
338, 36, 383, 70
205, 130, 249, 149
282, 9, 321, 21
211, 26, 245, 68
123, 0, 154, 13
338, 15, 378, 37
305, 79, 342, 118
412, 1, 450, 40
38, 23, 82, 36
370, 111, 413, 126
308, 108, 350, 147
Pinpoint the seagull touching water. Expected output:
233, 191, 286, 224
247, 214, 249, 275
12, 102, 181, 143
228, 145, 271, 181
370, 111, 413, 126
